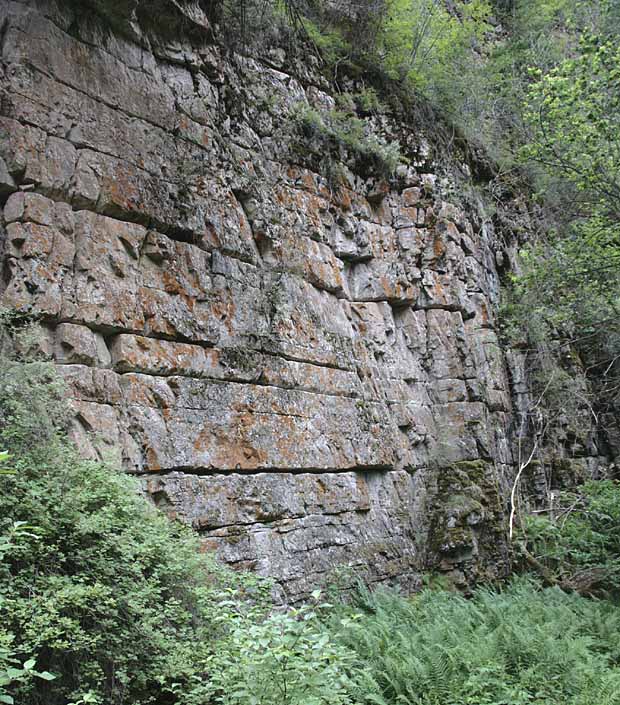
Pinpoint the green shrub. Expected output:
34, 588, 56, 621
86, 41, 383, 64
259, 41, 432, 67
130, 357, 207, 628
183, 594, 374, 705
303, 15, 351, 66
352, 87, 385, 115
0, 490, 55, 705
377, 0, 492, 90
0, 410, 215, 702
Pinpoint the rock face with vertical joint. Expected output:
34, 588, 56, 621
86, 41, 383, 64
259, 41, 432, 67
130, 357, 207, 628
0, 0, 606, 601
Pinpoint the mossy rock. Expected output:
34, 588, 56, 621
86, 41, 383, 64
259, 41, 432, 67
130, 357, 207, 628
444, 493, 484, 520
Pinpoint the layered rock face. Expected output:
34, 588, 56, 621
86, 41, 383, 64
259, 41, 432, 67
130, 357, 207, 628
0, 0, 594, 599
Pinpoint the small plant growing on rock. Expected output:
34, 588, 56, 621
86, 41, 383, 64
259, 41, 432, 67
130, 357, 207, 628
294, 104, 403, 180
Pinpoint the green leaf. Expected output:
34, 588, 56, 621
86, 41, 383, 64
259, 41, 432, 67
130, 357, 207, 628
36, 671, 56, 681
4, 669, 23, 679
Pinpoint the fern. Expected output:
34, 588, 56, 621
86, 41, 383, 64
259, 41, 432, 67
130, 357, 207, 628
328, 578, 620, 705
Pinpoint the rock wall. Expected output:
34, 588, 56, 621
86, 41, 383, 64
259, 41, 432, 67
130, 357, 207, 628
0, 0, 600, 600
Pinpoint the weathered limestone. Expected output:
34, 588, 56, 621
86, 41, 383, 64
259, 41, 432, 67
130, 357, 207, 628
0, 0, 604, 599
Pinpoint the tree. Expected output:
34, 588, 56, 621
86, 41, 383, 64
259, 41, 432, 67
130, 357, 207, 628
512, 32, 620, 452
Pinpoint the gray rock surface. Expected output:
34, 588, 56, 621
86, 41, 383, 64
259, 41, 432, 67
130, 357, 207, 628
0, 0, 606, 599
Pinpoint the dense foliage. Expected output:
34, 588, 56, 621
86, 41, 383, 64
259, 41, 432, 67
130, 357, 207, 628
522, 480, 620, 598
330, 579, 620, 705
0, 351, 213, 704
512, 22, 620, 438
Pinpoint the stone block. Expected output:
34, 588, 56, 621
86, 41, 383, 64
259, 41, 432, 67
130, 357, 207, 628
0, 157, 16, 195
110, 334, 214, 377
55, 323, 110, 367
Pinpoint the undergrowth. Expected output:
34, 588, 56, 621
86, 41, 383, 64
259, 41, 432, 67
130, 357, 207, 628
521, 480, 620, 599
329, 579, 620, 705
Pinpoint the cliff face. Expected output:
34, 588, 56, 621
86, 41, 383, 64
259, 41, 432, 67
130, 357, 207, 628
0, 0, 605, 600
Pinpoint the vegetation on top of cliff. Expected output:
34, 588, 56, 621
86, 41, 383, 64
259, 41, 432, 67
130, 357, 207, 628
212, 0, 495, 151
293, 104, 403, 179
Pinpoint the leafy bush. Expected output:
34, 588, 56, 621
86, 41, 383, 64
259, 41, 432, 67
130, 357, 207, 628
329, 578, 620, 705
0, 468, 54, 705
303, 15, 351, 66
521, 480, 620, 598
377, 0, 492, 92
523, 34, 620, 224
352, 87, 385, 115
184, 595, 374, 705
504, 27, 620, 436
0, 365, 215, 704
